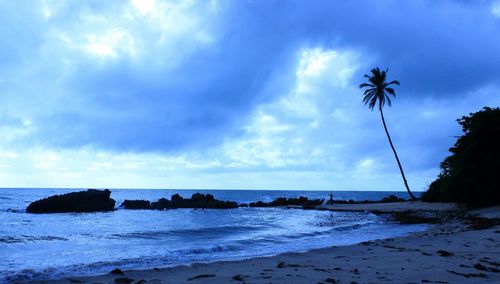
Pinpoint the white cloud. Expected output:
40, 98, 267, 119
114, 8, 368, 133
130, 0, 157, 16
492, 1, 500, 17
220, 48, 363, 171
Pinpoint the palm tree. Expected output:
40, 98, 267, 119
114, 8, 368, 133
359, 67, 417, 200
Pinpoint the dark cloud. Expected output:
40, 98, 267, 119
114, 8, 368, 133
1, 0, 499, 153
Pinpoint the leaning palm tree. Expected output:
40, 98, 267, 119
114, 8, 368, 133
359, 67, 417, 200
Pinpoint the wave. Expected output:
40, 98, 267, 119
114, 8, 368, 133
108, 225, 264, 240
0, 223, 426, 283
0, 235, 68, 244
0, 244, 244, 283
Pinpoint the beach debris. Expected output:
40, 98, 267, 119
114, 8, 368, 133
389, 212, 441, 224
475, 262, 500, 273
187, 274, 216, 281
465, 216, 500, 230
26, 189, 115, 213
480, 258, 500, 267
447, 270, 487, 278
114, 277, 134, 284
474, 263, 488, 271
436, 250, 454, 257
232, 274, 245, 281
275, 261, 301, 268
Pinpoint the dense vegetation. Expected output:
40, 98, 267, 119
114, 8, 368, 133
422, 107, 500, 207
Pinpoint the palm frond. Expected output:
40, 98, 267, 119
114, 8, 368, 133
363, 94, 374, 105
363, 88, 375, 95
359, 67, 399, 110
369, 96, 377, 110
359, 83, 374, 88
385, 94, 392, 107
386, 80, 400, 86
385, 87, 396, 97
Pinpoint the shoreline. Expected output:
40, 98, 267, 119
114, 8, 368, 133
29, 203, 500, 284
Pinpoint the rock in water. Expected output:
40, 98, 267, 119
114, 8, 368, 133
120, 200, 151, 209
249, 196, 323, 208
26, 189, 115, 213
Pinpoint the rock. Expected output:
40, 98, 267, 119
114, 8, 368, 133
186, 274, 216, 281
169, 193, 238, 209
474, 263, 488, 271
151, 198, 170, 210
114, 277, 134, 284
171, 194, 183, 203
121, 193, 238, 210
379, 195, 406, 203
437, 250, 454, 257
120, 200, 151, 209
249, 196, 323, 208
26, 189, 115, 213
232, 274, 244, 281
110, 268, 124, 275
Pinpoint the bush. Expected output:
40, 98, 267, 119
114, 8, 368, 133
422, 107, 500, 207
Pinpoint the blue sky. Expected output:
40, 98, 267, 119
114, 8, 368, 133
1, 0, 500, 190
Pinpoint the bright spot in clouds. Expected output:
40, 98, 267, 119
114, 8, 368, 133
492, 1, 500, 17
130, 0, 157, 16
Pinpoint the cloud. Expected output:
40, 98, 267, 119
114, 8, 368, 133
1, 0, 500, 190
2, 0, 500, 152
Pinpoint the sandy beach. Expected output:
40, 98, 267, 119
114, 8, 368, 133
32, 203, 500, 284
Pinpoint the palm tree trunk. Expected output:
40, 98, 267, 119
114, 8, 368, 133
379, 106, 417, 200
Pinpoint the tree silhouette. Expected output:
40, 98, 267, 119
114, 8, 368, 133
359, 67, 417, 200
422, 107, 500, 207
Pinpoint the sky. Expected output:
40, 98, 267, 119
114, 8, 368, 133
1, 0, 500, 191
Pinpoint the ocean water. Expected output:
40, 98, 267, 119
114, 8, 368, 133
0, 188, 425, 283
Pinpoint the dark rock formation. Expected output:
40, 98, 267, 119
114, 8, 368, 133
26, 189, 115, 213
249, 196, 323, 208
120, 200, 151, 209
120, 193, 238, 210
167, 193, 238, 209
190, 193, 235, 208
379, 195, 406, 203
327, 195, 407, 205
151, 198, 170, 210
247, 195, 406, 209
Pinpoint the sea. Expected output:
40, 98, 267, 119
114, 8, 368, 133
0, 188, 425, 283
